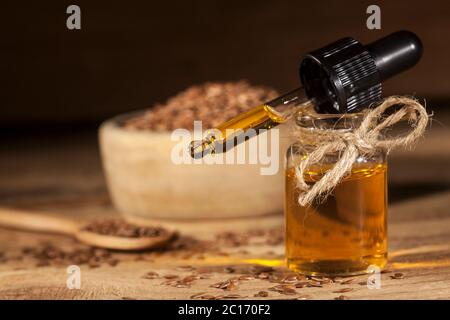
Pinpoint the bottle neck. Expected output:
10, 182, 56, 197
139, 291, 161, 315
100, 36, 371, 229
294, 104, 365, 131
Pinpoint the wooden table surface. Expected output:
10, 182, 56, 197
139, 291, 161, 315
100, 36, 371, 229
0, 117, 449, 300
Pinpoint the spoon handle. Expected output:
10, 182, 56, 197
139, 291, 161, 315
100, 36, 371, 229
0, 207, 80, 235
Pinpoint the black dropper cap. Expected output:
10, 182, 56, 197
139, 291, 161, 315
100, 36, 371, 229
299, 31, 423, 114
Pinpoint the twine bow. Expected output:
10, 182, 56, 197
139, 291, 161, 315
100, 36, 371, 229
294, 96, 430, 206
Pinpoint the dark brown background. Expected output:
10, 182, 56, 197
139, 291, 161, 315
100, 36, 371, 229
1, 0, 450, 130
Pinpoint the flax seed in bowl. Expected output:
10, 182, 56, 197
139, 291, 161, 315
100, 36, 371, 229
99, 81, 288, 235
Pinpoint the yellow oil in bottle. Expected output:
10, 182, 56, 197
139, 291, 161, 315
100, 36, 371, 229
285, 163, 388, 276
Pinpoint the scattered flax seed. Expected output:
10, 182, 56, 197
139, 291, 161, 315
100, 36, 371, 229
280, 275, 301, 284
390, 273, 405, 279
269, 284, 297, 295
333, 288, 354, 293
143, 271, 159, 279
334, 295, 350, 300
181, 253, 193, 260
223, 294, 243, 299
0, 252, 7, 264
20, 248, 31, 254
238, 275, 256, 281
268, 285, 287, 293
308, 276, 333, 285
161, 279, 178, 286
319, 278, 334, 284
224, 266, 235, 273
340, 278, 356, 285
255, 291, 269, 297
267, 275, 282, 283
18, 244, 122, 268
164, 274, 179, 279
282, 288, 297, 295
182, 275, 200, 282
258, 272, 270, 279
190, 292, 208, 299
36, 260, 50, 267
211, 279, 239, 291
216, 232, 250, 247
88, 261, 101, 268
307, 281, 323, 288
108, 259, 119, 267
164, 274, 201, 288
225, 282, 238, 291
251, 266, 275, 274
217, 252, 230, 257
295, 281, 309, 288
176, 265, 195, 272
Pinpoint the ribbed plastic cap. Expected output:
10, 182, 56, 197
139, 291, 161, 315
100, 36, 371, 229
299, 31, 423, 114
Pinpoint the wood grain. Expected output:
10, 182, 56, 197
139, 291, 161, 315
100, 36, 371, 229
0, 191, 449, 300
0, 117, 449, 299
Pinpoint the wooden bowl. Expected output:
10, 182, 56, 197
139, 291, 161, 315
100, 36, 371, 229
99, 111, 289, 228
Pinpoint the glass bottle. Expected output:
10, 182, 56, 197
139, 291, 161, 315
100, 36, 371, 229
285, 106, 388, 276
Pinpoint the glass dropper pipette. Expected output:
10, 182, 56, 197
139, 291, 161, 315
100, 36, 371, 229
189, 86, 311, 159
190, 31, 423, 159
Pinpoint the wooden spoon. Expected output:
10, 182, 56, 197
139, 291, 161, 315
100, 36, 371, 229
0, 207, 176, 251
